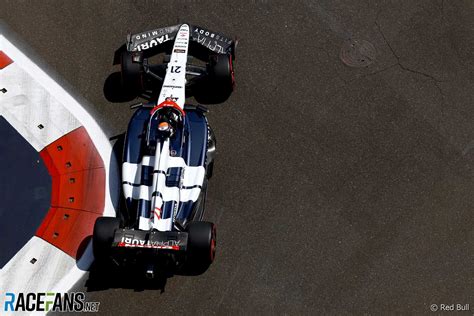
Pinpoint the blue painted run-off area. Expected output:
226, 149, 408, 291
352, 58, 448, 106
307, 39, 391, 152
0, 116, 51, 268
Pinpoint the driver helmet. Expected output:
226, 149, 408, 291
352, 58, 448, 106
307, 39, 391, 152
158, 121, 171, 132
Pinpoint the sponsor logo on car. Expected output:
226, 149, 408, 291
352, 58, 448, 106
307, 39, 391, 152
193, 27, 232, 44
134, 26, 177, 40
118, 237, 181, 250
134, 34, 172, 51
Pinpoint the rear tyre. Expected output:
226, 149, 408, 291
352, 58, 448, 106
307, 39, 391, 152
93, 217, 120, 262
185, 221, 216, 274
120, 50, 144, 95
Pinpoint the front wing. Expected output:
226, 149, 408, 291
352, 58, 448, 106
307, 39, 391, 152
127, 24, 235, 56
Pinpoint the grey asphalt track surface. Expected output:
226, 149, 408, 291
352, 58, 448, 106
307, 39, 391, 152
1, 0, 474, 314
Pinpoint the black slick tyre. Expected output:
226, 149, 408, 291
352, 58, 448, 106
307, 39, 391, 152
194, 54, 234, 104
120, 50, 143, 95
186, 221, 216, 273
92, 217, 120, 262
209, 53, 234, 90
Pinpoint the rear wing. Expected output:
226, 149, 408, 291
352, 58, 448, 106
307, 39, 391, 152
127, 24, 236, 57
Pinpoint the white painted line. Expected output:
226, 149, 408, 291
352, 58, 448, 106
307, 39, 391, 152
0, 237, 76, 293
0, 62, 81, 151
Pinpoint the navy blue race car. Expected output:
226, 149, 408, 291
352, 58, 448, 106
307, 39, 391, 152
93, 24, 235, 277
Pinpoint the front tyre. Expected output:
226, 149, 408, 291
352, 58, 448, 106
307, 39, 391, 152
208, 53, 235, 90
120, 50, 144, 95
194, 54, 234, 104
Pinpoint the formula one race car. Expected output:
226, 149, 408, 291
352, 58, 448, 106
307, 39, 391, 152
93, 24, 235, 277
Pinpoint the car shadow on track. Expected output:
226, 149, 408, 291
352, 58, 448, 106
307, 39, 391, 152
85, 262, 169, 292
85, 258, 209, 292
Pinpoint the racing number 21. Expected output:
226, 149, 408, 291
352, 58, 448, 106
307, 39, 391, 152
170, 66, 181, 73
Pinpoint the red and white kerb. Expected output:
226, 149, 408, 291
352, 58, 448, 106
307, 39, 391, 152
0, 34, 116, 296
